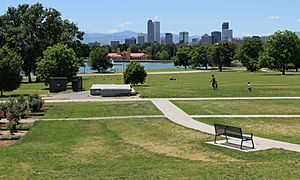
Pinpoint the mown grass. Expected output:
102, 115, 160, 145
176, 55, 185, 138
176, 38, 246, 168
173, 100, 300, 115
195, 118, 300, 144
83, 71, 300, 98
0, 119, 299, 179
42, 101, 162, 119
2, 70, 300, 99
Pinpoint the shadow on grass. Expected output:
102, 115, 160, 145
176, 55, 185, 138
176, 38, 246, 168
0, 94, 30, 99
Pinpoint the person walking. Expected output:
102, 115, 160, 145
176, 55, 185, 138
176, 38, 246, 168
248, 82, 252, 92
210, 75, 216, 90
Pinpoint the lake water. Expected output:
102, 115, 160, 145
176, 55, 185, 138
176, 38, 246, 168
79, 61, 183, 73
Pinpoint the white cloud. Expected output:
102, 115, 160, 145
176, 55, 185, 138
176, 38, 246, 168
241, 32, 271, 37
119, 21, 132, 27
268, 16, 279, 20
105, 28, 119, 34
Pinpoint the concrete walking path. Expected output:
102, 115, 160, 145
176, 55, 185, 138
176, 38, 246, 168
151, 99, 300, 153
191, 115, 300, 118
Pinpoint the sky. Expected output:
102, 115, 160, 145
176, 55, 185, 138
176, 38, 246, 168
0, 0, 300, 37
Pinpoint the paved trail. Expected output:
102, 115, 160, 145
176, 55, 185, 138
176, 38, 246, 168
152, 99, 300, 152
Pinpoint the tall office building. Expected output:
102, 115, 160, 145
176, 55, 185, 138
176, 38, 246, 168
192, 38, 200, 45
222, 22, 233, 41
153, 21, 160, 43
125, 37, 136, 46
179, 31, 189, 44
222, 22, 229, 30
211, 31, 221, 44
200, 34, 212, 44
147, 20, 154, 43
110, 40, 120, 48
165, 33, 173, 44
138, 33, 147, 45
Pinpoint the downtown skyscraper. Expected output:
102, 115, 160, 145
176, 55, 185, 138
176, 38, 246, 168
147, 20, 160, 43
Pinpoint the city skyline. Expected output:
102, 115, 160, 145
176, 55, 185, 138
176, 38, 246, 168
0, 0, 300, 37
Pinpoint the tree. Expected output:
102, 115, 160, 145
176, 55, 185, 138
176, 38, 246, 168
0, 47, 23, 96
264, 30, 300, 75
189, 45, 212, 69
88, 47, 112, 73
36, 44, 80, 85
123, 62, 147, 85
156, 50, 169, 60
212, 41, 235, 71
0, 3, 84, 82
235, 38, 263, 72
174, 45, 191, 68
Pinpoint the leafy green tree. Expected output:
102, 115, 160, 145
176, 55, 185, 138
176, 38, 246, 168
174, 45, 191, 68
123, 62, 147, 85
36, 44, 80, 85
212, 41, 235, 71
235, 38, 263, 72
0, 3, 84, 82
88, 47, 112, 73
264, 30, 300, 75
156, 50, 169, 60
0, 47, 23, 96
189, 45, 212, 69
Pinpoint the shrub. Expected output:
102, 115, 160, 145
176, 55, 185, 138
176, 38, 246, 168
123, 62, 147, 85
29, 94, 44, 112
6, 111, 18, 134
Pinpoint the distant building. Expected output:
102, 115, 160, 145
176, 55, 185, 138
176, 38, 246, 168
222, 22, 233, 41
200, 34, 212, 44
165, 33, 173, 44
110, 41, 119, 48
108, 48, 148, 60
147, 20, 154, 43
222, 29, 233, 41
125, 37, 136, 46
179, 31, 189, 44
261, 36, 269, 43
160, 37, 166, 44
222, 22, 229, 30
228, 38, 243, 45
192, 38, 200, 45
211, 31, 221, 44
153, 21, 160, 43
138, 33, 147, 45
88, 41, 101, 47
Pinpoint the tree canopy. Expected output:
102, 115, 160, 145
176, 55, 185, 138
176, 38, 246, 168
88, 47, 112, 73
36, 44, 80, 85
0, 46, 23, 96
212, 42, 235, 71
263, 30, 300, 75
123, 62, 147, 85
0, 3, 84, 82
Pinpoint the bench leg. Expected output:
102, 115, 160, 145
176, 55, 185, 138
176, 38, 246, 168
251, 139, 255, 149
225, 135, 228, 142
214, 135, 217, 144
240, 140, 243, 150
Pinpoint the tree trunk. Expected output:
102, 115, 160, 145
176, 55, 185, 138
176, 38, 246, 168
296, 67, 298, 72
27, 72, 32, 83
205, 64, 208, 70
282, 68, 285, 75
0, 90, 3, 97
219, 66, 222, 72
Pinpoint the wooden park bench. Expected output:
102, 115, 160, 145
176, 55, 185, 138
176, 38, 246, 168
214, 123, 255, 149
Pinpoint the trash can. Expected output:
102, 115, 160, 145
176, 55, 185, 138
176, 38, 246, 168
49, 77, 67, 93
72, 76, 83, 92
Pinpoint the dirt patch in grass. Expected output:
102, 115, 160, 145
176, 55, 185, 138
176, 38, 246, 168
0, 140, 17, 147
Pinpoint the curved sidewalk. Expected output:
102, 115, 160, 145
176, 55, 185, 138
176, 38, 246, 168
151, 99, 300, 153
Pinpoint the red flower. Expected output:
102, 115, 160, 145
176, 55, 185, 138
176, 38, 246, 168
6, 112, 15, 121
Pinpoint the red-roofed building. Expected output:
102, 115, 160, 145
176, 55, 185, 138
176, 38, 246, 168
108, 48, 149, 61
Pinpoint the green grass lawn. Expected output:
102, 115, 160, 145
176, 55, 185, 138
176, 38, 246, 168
42, 101, 162, 119
83, 71, 300, 98
173, 100, 300, 115
0, 119, 299, 179
195, 117, 300, 144
2, 70, 300, 99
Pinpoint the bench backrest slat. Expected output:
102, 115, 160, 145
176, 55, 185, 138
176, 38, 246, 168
214, 124, 243, 139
